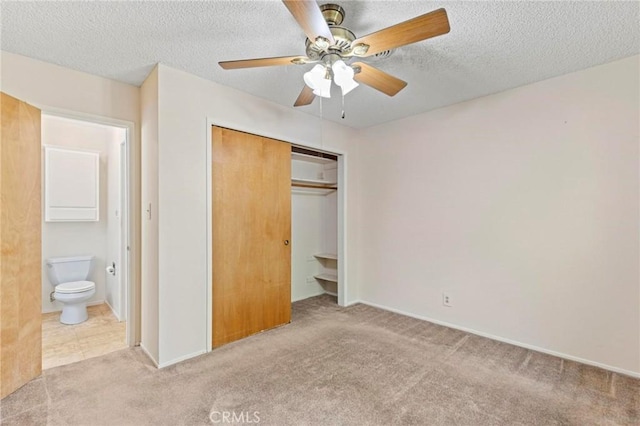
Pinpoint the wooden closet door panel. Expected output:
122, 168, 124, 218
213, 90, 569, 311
212, 127, 291, 348
0, 92, 42, 399
260, 132, 292, 330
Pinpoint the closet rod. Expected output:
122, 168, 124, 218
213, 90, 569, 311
291, 183, 338, 190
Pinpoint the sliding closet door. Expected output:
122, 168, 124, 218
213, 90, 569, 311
0, 93, 42, 398
212, 126, 291, 347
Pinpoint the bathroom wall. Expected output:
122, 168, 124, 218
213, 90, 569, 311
41, 114, 123, 313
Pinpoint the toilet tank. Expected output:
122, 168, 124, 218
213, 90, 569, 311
46, 255, 94, 286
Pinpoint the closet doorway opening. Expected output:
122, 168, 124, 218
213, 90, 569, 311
290, 145, 340, 303
206, 125, 348, 350
40, 113, 132, 369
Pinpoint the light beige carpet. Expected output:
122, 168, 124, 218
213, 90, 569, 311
1, 295, 638, 425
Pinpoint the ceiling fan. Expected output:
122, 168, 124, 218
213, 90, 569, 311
219, 1, 450, 107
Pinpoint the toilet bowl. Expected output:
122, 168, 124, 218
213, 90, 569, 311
54, 280, 96, 324
46, 256, 96, 325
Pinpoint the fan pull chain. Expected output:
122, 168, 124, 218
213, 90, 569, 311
319, 96, 324, 149
341, 93, 345, 119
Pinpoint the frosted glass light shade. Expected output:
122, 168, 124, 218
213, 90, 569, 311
332, 60, 359, 95
304, 64, 331, 98
303, 64, 325, 88
313, 77, 332, 98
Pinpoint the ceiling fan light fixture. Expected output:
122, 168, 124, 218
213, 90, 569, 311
304, 64, 331, 98
338, 78, 359, 96
332, 60, 359, 95
303, 64, 325, 88
313, 77, 332, 98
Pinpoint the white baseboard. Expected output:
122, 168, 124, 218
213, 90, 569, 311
357, 299, 640, 379
139, 343, 159, 368
104, 300, 123, 322
157, 350, 207, 369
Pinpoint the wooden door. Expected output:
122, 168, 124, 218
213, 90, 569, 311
0, 93, 42, 398
212, 126, 291, 347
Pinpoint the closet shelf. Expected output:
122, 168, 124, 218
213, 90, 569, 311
291, 177, 337, 186
314, 253, 337, 260
314, 273, 338, 283
291, 152, 335, 165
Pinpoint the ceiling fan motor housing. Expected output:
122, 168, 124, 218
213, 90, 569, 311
320, 3, 345, 26
305, 26, 355, 60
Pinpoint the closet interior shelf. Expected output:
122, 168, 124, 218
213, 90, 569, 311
314, 253, 338, 260
291, 152, 336, 165
291, 177, 337, 190
314, 273, 338, 283
292, 177, 337, 185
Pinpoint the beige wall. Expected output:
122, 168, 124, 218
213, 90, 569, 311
1, 51, 141, 342
357, 55, 640, 375
140, 66, 159, 363
148, 64, 359, 366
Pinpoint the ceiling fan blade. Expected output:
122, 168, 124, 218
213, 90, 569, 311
351, 8, 450, 57
219, 56, 309, 70
294, 85, 316, 107
282, 0, 335, 45
352, 62, 407, 97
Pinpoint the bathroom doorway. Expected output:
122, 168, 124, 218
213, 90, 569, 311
40, 113, 131, 369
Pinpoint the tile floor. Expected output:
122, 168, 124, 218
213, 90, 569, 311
42, 303, 127, 370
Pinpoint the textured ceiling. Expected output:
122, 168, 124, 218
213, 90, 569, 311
1, 1, 638, 128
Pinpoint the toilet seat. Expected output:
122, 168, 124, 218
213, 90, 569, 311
55, 280, 95, 294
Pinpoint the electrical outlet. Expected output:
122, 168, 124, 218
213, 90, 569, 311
442, 292, 452, 307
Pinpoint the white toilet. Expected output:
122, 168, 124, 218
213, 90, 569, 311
46, 255, 96, 325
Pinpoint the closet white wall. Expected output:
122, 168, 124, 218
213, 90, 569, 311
291, 152, 338, 301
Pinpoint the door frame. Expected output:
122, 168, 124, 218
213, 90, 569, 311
205, 119, 349, 351
119, 140, 129, 321
38, 105, 138, 347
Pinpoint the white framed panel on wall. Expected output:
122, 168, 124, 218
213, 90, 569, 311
44, 145, 100, 222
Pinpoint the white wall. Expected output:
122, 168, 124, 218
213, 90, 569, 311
323, 171, 338, 295
0, 51, 142, 339
291, 160, 333, 301
145, 64, 359, 366
291, 193, 328, 301
140, 66, 159, 363
357, 55, 640, 375
41, 115, 114, 312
